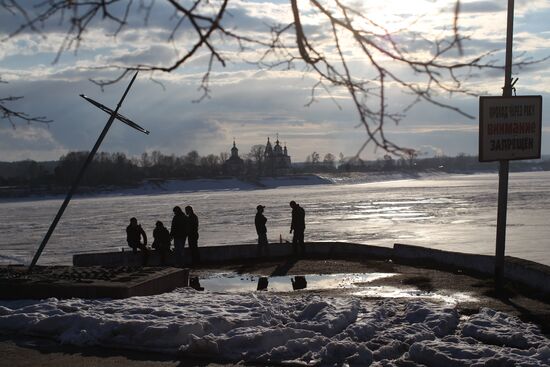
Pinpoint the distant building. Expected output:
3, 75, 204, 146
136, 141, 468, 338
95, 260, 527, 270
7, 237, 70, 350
223, 137, 292, 177
263, 136, 291, 176
223, 140, 245, 176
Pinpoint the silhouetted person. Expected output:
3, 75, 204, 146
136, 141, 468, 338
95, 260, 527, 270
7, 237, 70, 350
255, 205, 268, 246
185, 205, 200, 265
171, 206, 188, 266
152, 221, 171, 265
289, 200, 305, 255
126, 217, 148, 265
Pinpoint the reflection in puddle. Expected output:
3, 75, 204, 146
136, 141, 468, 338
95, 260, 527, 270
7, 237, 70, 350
291, 275, 307, 290
199, 272, 396, 293
198, 273, 478, 304
352, 286, 478, 304
257, 276, 268, 291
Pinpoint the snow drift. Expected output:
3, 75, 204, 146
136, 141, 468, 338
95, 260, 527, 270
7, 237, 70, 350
0, 289, 548, 366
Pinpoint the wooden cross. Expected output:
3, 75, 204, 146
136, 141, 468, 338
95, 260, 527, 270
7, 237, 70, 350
29, 71, 148, 271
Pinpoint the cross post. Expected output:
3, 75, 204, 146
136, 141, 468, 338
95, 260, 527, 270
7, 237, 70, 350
28, 71, 148, 271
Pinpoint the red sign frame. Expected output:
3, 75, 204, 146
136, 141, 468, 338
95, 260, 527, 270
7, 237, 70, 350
479, 95, 542, 162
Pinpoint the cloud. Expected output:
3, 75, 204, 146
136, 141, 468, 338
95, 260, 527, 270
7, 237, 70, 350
1, 1, 550, 163
3, 124, 54, 142
460, 1, 506, 14
0, 124, 67, 161
110, 44, 178, 66
417, 145, 445, 157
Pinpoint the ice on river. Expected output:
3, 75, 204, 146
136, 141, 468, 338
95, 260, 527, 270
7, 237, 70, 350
3, 171, 550, 266
0, 289, 549, 366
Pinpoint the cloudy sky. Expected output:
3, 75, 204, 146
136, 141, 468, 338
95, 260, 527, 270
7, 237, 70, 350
1, 0, 549, 162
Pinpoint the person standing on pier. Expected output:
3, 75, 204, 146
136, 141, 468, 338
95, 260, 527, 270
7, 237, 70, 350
171, 206, 187, 266
126, 217, 149, 265
289, 201, 305, 256
255, 205, 268, 246
152, 221, 171, 265
185, 205, 200, 265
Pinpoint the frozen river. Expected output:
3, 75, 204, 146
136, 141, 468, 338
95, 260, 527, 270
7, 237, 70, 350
1, 171, 550, 266
3, 171, 550, 367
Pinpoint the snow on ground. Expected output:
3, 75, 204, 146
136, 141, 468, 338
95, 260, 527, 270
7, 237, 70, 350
87, 175, 332, 197
0, 289, 549, 366
105, 178, 258, 196
259, 175, 332, 188
98, 173, 448, 197
108, 172, 445, 197
318, 171, 451, 185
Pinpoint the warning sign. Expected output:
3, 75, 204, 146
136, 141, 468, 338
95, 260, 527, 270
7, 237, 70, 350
479, 96, 542, 162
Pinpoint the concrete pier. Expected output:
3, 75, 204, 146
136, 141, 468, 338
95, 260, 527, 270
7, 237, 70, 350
73, 242, 550, 296
73, 242, 393, 267
0, 266, 189, 300
393, 243, 550, 296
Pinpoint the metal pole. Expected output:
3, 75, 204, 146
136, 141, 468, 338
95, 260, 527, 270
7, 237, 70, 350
28, 71, 139, 271
495, 159, 509, 288
495, 0, 514, 289
503, 0, 515, 97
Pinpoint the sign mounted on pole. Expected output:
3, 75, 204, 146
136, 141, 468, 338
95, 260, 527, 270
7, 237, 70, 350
479, 95, 542, 162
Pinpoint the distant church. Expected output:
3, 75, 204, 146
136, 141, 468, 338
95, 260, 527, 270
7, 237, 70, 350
263, 136, 291, 175
223, 136, 292, 176
222, 140, 245, 176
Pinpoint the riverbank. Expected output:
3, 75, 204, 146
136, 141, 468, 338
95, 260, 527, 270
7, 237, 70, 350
1, 257, 549, 366
0, 174, 332, 200
0, 170, 475, 200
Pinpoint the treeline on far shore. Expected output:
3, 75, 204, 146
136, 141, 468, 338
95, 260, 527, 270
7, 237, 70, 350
1, 150, 550, 190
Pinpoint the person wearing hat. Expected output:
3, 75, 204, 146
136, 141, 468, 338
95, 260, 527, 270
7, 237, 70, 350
255, 205, 268, 246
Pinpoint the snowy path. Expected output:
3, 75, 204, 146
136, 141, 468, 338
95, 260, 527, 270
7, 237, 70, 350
0, 289, 549, 366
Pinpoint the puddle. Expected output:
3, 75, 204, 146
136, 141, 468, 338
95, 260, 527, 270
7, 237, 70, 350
196, 273, 479, 304
199, 272, 396, 293
352, 286, 478, 305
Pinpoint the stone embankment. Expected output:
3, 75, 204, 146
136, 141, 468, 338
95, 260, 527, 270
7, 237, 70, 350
73, 242, 550, 297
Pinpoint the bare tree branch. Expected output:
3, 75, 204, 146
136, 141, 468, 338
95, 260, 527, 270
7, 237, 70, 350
0, 96, 52, 127
2, 0, 545, 156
